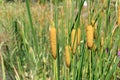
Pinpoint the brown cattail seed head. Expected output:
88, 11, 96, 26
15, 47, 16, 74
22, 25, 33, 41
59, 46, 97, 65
49, 26, 57, 59
77, 28, 81, 45
65, 45, 71, 68
86, 25, 94, 48
71, 29, 77, 54
118, 5, 120, 25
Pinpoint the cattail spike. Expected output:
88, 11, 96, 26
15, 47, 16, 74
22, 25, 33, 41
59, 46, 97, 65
86, 25, 94, 48
65, 45, 71, 68
49, 26, 57, 59
77, 28, 81, 45
71, 29, 77, 54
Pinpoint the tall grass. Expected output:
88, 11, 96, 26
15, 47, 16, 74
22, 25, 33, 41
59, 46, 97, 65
0, 0, 120, 80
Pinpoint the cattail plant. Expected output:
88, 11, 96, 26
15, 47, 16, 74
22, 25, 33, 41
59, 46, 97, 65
65, 45, 71, 68
71, 29, 77, 54
86, 25, 94, 48
49, 22, 57, 59
77, 28, 81, 45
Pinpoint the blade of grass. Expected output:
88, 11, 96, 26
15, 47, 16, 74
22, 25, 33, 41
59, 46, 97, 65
54, 0, 60, 80
0, 42, 6, 80
105, 57, 120, 80
25, 0, 38, 54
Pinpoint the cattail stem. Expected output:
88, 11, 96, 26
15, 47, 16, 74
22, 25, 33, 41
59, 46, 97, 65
90, 50, 92, 80
53, 59, 57, 80
66, 68, 70, 80
43, 63, 46, 80
0, 51, 6, 80
54, 0, 60, 79
72, 55, 76, 80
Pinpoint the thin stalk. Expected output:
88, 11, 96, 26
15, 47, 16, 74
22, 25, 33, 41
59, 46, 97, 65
43, 63, 46, 80
68, 68, 70, 80
69, 0, 85, 36
1, 53, 6, 80
90, 50, 92, 80
100, 50, 113, 79
25, 0, 38, 54
54, 0, 60, 80
73, 55, 75, 80
106, 0, 111, 36
92, 50, 95, 80
64, 63, 66, 80
0, 42, 6, 80
54, 60, 57, 80
78, 39, 85, 80
105, 57, 120, 80
77, 24, 85, 80
66, 68, 69, 80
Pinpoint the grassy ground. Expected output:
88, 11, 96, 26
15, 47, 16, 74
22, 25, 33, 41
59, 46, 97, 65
0, 0, 120, 80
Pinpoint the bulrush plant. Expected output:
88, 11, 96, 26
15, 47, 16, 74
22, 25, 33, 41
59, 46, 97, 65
65, 45, 71, 68
77, 27, 81, 45
49, 20, 58, 80
1, 0, 120, 80
86, 24, 94, 80
86, 25, 94, 49
71, 28, 77, 54
70, 27, 81, 54
49, 22, 57, 59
